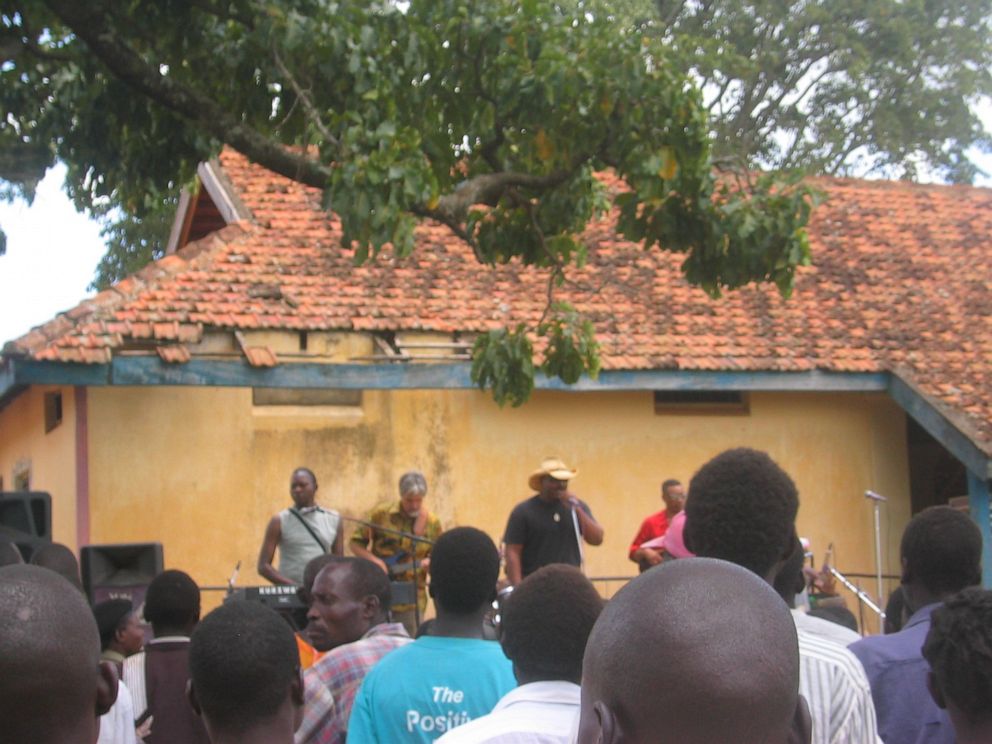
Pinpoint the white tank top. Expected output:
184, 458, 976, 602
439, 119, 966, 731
278, 506, 341, 584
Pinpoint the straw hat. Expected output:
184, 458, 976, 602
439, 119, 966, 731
528, 457, 578, 492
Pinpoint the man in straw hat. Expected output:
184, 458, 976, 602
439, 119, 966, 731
503, 457, 604, 586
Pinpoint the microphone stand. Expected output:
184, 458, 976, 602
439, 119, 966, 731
826, 565, 886, 620
339, 514, 435, 632
864, 490, 887, 607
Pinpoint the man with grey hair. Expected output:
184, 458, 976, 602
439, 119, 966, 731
351, 470, 443, 634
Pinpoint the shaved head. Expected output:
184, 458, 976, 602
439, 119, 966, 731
0, 564, 116, 743
579, 558, 801, 744
0, 540, 24, 566
30, 542, 84, 590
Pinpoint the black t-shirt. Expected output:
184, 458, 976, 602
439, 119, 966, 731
503, 495, 593, 578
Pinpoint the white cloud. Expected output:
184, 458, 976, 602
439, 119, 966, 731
0, 164, 106, 346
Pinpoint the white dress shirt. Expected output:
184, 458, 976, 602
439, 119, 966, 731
435, 680, 580, 743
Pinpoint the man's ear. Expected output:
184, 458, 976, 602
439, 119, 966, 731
594, 701, 621, 744
927, 671, 947, 710
361, 594, 380, 620
900, 555, 911, 584
96, 661, 119, 717
187, 679, 203, 718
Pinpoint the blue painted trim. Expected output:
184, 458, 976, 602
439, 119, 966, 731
888, 375, 991, 480
967, 472, 992, 588
4, 360, 112, 389
0, 362, 15, 400
543, 369, 889, 392
108, 357, 477, 389
3, 357, 890, 393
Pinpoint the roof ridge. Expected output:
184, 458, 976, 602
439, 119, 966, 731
804, 173, 992, 194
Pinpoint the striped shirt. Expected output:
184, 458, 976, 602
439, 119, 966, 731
796, 624, 882, 744
295, 622, 412, 744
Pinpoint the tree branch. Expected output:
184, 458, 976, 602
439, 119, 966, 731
43, 0, 332, 190
271, 46, 340, 149
425, 170, 572, 225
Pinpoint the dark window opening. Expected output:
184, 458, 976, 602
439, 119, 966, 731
654, 390, 749, 415
252, 388, 363, 407
44, 392, 63, 433
906, 415, 967, 513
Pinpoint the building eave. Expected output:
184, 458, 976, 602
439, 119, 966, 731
3, 356, 987, 479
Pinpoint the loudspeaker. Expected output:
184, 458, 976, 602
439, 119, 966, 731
0, 492, 52, 562
81, 542, 164, 605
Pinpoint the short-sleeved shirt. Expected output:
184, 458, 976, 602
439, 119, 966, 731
629, 509, 672, 558
503, 495, 593, 579
350, 501, 443, 612
346, 636, 516, 743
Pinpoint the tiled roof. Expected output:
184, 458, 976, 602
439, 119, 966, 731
5, 150, 992, 452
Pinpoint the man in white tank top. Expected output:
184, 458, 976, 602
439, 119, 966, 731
257, 467, 342, 585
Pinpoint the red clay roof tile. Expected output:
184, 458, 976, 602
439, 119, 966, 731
4, 150, 991, 452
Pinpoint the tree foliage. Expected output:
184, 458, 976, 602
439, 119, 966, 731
576, 0, 992, 182
1, 0, 817, 404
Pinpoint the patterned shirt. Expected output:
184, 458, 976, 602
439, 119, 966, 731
295, 622, 412, 744
350, 501, 443, 612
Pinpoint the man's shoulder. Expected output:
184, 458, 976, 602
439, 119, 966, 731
791, 609, 862, 646
361, 634, 425, 671
797, 627, 872, 686
509, 496, 542, 514
313, 629, 412, 678
639, 509, 667, 528
436, 681, 580, 744
367, 501, 401, 521
370, 637, 507, 671
848, 621, 927, 670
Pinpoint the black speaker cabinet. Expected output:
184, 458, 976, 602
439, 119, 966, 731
0, 492, 52, 562
81, 542, 164, 605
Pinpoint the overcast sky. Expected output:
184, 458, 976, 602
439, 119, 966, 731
2, 108, 991, 348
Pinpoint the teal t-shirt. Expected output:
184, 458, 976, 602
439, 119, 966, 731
346, 636, 516, 743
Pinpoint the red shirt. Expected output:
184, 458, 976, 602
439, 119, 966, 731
629, 509, 671, 559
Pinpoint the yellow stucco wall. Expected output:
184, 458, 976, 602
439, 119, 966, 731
77, 384, 910, 626
0, 385, 78, 547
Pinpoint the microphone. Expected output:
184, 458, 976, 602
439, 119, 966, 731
864, 490, 888, 502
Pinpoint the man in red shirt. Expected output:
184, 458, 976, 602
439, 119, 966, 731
628, 479, 685, 573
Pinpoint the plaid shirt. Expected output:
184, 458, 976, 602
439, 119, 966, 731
295, 622, 412, 744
